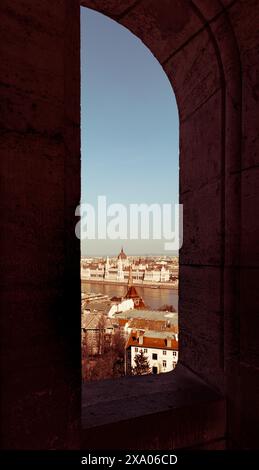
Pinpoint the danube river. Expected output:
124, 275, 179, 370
81, 282, 178, 311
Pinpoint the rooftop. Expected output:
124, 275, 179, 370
126, 318, 177, 332
127, 331, 178, 351
82, 313, 109, 329
143, 330, 178, 339
82, 300, 111, 315
114, 309, 178, 324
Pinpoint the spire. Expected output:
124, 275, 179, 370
104, 256, 110, 279
128, 264, 133, 287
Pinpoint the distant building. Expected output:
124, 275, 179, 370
104, 256, 110, 279
82, 312, 117, 355
117, 257, 124, 281
82, 293, 134, 317
126, 330, 178, 375
122, 317, 178, 336
114, 308, 178, 329
143, 265, 170, 282
81, 251, 173, 284
124, 265, 146, 309
117, 247, 129, 267
107, 298, 134, 317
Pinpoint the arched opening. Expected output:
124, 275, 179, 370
1, 0, 257, 452
79, 0, 242, 450
80, 7, 180, 383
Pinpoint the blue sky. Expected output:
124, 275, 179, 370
80, 7, 179, 256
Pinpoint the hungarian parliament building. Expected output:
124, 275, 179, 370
81, 248, 178, 285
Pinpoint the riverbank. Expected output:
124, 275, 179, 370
82, 281, 178, 311
81, 277, 178, 291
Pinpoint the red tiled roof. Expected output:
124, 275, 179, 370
125, 286, 139, 298
117, 318, 128, 327
126, 334, 178, 351
124, 287, 146, 309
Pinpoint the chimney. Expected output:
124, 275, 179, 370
139, 333, 144, 345
136, 328, 145, 338
166, 337, 172, 348
132, 328, 137, 341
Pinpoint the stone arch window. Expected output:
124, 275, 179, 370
81, 0, 243, 450
81, 7, 180, 379
1, 0, 257, 451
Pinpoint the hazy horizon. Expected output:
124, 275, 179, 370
81, 250, 179, 258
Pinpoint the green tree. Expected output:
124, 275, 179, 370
132, 350, 151, 376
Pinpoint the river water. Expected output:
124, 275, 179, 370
81, 282, 178, 311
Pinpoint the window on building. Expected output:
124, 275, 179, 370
135, 347, 138, 352
163, 360, 167, 368
152, 353, 158, 360
172, 362, 176, 369
173, 351, 177, 357
144, 348, 147, 353
163, 350, 167, 355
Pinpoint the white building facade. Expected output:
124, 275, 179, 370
127, 332, 178, 375
107, 298, 134, 317
130, 346, 178, 374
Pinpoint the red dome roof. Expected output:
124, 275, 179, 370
118, 247, 127, 260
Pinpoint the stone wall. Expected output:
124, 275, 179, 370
0, 0, 258, 449
0, 0, 81, 449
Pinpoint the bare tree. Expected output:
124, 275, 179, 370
82, 322, 128, 381
97, 314, 106, 355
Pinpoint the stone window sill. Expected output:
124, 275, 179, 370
81, 364, 226, 449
